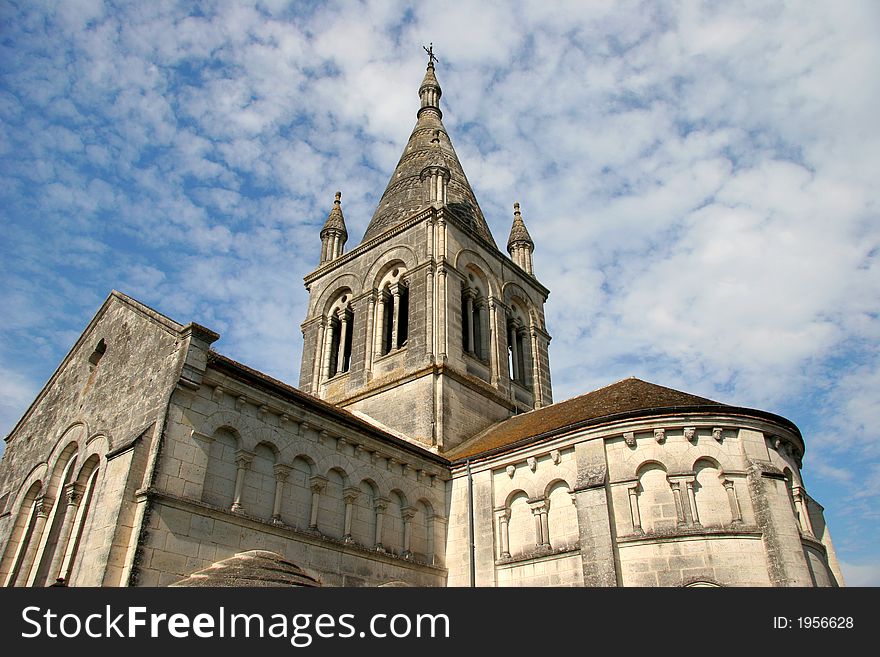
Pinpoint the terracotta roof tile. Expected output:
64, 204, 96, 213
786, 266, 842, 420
443, 377, 723, 461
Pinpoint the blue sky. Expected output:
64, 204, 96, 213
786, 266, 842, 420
1, 1, 878, 584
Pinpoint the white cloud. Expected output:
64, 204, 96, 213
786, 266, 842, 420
839, 560, 880, 587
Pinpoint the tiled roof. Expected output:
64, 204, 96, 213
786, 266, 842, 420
443, 377, 724, 461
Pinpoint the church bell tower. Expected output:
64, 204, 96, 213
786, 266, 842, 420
299, 52, 552, 452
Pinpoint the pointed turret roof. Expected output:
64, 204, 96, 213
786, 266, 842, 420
507, 202, 534, 252
320, 191, 347, 239
361, 59, 497, 246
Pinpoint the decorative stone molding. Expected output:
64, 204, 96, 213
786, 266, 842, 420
309, 475, 328, 494
273, 464, 292, 481
654, 428, 666, 444
684, 427, 696, 444
234, 450, 255, 468
623, 431, 636, 447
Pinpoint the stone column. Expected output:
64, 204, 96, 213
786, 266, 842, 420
437, 265, 447, 359
464, 289, 475, 353
669, 480, 687, 527
336, 308, 349, 373
540, 505, 550, 548
311, 318, 325, 390
365, 294, 376, 371
390, 284, 401, 350
401, 506, 416, 557
15, 495, 51, 586
47, 483, 83, 582
342, 487, 360, 543
271, 464, 291, 524
530, 326, 541, 405
685, 478, 701, 527
322, 317, 335, 380
426, 267, 434, 360
375, 292, 386, 357
528, 498, 549, 548
488, 298, 499, 383
722, 478, 743, 524
496, 508, 511, 558
509, 323, 520, 383
792, 486, 815, 537
231, 450, 254, 513
374, 497, 389, 551
308, 475, 328, 531
628, 484, 642, 532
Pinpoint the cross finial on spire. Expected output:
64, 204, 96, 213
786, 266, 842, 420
423, 42, 438, 65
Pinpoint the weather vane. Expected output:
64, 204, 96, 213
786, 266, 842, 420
423, 42, 438, 65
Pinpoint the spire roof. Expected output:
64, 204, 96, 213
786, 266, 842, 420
360, 57, 497, 246
507, 202, 534, 252
320, 191, 347, 239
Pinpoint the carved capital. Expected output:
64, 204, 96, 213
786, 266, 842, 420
34, 495, 52, 517
623, 431, 636, 447
550, 450, 561, 465
273, 464, 292, 481
527, 498, 548, 514
527, 456, 537, 472
654, 428, 666, 444
374, 496, 390, 513
684, 427, 696, 443
309, 475, 328, 494
234, 450, 255, 468
342, 487, 360, 504
712, 427, 724, 442
505, 465, 515, 478
63, 482, 84, 506
401, 506, 417, 522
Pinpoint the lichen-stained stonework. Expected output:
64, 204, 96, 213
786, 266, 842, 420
0, 59, 842, 588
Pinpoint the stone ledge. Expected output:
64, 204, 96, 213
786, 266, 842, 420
496, 543, 580, 567
139, 488, 448, 574
617, 525, 762, 545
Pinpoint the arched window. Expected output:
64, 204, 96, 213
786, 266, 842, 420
202, 428, 240, 508
56, 460, 100, 586
375, 267, 408, 357
1, 481, 43, 587
636, 462, 676, 533
507, 303, 531, 387
461, 284, 487, 360
546, 481, 578, 549
506, 491, 532, 558
324, 293, 354, 378
694, 459, 731, 527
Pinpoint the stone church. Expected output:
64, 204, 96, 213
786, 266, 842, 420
0, 57, 843, 587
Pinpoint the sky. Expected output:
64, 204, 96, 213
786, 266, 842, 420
1, 0, 878, 584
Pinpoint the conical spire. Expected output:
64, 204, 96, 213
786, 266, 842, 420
507, 202, 535, 275
319, 191, 348, 264
507, 202, 533, 250
321, 191, 347, 239
361, 54, 497, 246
